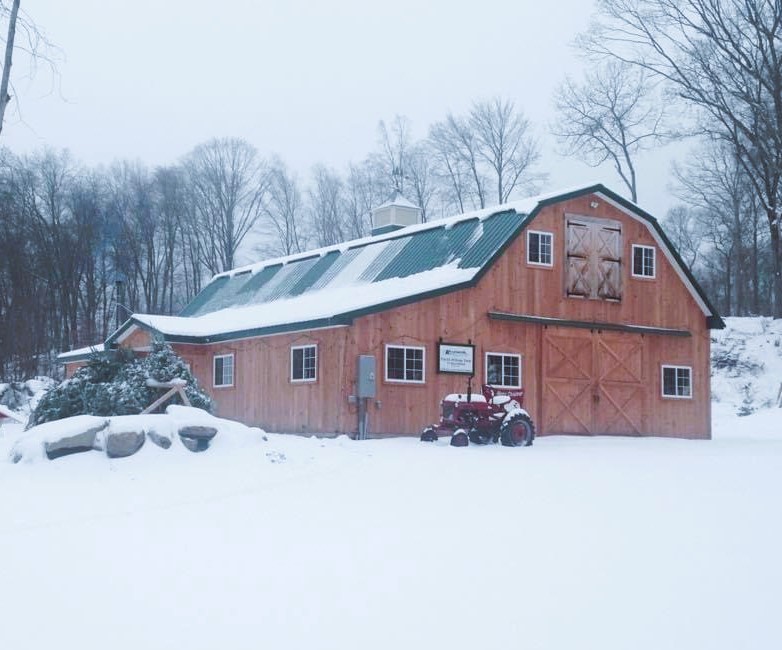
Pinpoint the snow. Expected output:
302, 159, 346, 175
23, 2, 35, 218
711, 316, 782, 412
9, 406, 264, 463
0, 407, 780, 649
374, 191, 421, 211
132, 262, 476, 338
57, 343, 105, 361
0, 404, 24, 423
1, 316, 780, 649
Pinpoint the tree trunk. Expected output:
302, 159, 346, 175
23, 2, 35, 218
770, 210, 782, 318
0, 0, 20, 137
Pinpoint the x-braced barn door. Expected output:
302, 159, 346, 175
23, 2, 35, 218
565, 216, 622, 301
542, 330, 645, 435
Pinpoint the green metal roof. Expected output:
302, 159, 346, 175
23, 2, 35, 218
178, 208, 524, 320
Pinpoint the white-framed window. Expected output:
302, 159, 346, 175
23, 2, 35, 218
485, 352, 522, 388
291, 344, 317, 382
632, 244, 656, 278
661, 365, 692, 399
213, 353, 234, 388
385, 345, 425, 383
527, 230, 553, 266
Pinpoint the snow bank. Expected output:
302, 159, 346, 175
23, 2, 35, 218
0, 376, 55, 416
711, 316, 782, 413
0, 407, 780, 650
7, 406, 265, 464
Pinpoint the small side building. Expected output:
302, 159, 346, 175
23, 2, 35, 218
60, 184, 724, 439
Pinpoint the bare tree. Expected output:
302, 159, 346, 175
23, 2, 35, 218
343, 160, 384, 239
308, 164, 344, 246
261, 157, 305, 256
663, 205, 702, 270
404, 143, 437, 222
378, 115, 413, 193
0, 1, 59, 137
580, 0, 782, 315
429, 113, 488, 210
471, 97, 542, 204
184, 137, 268, 273
553, 60, 668, 202
0, 0, 20, 134
673, 139, 765, 315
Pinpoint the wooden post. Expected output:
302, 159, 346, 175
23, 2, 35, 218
142, 379, 192, 414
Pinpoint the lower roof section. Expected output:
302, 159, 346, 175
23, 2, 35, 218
488, 311, 692, 337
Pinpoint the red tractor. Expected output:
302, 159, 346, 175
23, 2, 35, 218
420, 378, 535, 447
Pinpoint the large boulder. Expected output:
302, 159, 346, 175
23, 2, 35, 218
43, 421, 109, 460
178, 425, 217, 441
146, 427, 172, 449
178, 425, 217, 453
105, 430, 145, 458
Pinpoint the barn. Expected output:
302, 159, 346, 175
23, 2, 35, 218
60, 184, 723, 439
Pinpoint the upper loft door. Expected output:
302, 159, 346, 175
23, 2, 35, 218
565, 216, 622, 301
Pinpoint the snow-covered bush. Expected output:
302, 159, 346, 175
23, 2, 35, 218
0, 377, 56, 413
29, 343, 212, 427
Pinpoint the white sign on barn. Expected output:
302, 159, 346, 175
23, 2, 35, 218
438, 343, 475, 375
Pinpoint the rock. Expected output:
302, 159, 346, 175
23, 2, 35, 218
146, 428, 172, 449
180, 436, 210, 452
178, 425, 217, 441
105, 430, 145, 458
44, 422, 108, 460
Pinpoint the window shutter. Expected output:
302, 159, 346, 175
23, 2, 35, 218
596, 225, 621, 300
566, 221, 591, 297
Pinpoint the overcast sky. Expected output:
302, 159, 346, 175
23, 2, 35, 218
3, 0, 684, 219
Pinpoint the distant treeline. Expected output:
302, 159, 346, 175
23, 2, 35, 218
0, 99, 545, 380
0, 89, 778, 381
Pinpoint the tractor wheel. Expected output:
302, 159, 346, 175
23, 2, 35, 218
500, 412, 535, 447
450, 429, 469, 447
468, 428, 492, 445
420, 427, 438, 442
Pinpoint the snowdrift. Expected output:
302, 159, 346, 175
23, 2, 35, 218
711, 316, 782, 414
9, 405, 265, 463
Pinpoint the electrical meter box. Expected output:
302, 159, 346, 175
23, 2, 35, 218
357, 355, 376, 398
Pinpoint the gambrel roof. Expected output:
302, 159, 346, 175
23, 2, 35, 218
103, 184, 723, 348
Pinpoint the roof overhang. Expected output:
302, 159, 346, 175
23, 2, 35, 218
488, 311, 692, 337
104, 315, 354, 347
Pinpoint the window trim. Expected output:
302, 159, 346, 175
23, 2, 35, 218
213, 353, 235, 388
661, 365, 692, 399
485, 352, 522, 389
527, 230, 554, 267
290, 344, 318, 383
632, 244, 656, 279
384, 344, 426, 384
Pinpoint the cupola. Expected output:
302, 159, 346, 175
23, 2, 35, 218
371, 191, 422, 236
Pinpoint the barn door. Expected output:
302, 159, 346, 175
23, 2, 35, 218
542, 330, 594, 434
542, 330, 645, 435
594, 335, 644, 434
566, 217, 622, 300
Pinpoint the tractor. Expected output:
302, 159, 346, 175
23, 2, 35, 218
420, 377, 535, 447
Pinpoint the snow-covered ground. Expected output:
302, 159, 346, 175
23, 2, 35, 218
0, 408, 779, 650
0, 317, 780, 649
711, 316, 782, 413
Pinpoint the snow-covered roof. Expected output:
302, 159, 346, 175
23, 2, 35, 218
374, 190, 421, 211
57, 344, 105, 362
103, 183, 723, 345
